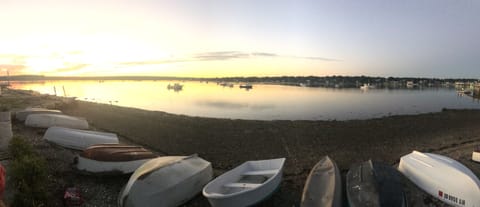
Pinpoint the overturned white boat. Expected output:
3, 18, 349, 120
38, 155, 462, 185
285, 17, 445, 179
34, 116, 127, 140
347, 160, 407, 207
25, 114, 88, 129
472, 146, 480, 163
44, 127, 119, 150
75, 144, 158, 174
203, 158, 285, 207
398, 151, 480, 207
16, 107, 63, 121
301, 156, 342, 207
119, 155, 212, 207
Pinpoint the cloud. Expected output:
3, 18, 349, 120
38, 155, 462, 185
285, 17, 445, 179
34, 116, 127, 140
120, 51, 340, 66
53, 64, 90, 73
121, 59, 190, 66
194, 51, 251, 60
0, 64, 26, 73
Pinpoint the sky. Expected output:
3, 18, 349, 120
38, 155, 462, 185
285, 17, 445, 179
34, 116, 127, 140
0, 0, 479, 78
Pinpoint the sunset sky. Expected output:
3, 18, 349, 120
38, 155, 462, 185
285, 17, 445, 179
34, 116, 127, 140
0, 0, 479, 78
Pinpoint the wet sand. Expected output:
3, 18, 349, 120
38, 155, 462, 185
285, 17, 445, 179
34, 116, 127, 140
2, 88, 480, 206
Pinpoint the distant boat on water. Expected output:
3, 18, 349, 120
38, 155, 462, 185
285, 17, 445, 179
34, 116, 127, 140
239, 83, 253, 89
398, 151, 480, 207
167, 83, 183, 91
360, 83, 375, 90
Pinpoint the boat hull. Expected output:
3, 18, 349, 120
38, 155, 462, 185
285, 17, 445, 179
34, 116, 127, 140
119, 155, 212, 207
44, 127, 119, 150
398, 151, 480, 207
16, 108, 62, 121
25, 114, 88, 129
301, 156, 342, 207
347, 160, 406, 207
76, 156, 153, 174
472, 151, 480, 163
203, 158, 285, 207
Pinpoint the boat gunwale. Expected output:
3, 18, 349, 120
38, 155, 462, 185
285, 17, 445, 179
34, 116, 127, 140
203, 158, 286, 199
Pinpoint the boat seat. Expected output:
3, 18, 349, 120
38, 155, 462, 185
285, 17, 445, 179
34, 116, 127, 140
242, 169, 278, 176
223, 183, 262, 188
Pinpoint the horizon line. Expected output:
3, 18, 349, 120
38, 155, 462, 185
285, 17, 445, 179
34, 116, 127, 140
0, 74, 478, 81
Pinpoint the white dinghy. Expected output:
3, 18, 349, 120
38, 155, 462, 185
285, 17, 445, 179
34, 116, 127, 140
472, 146, 480, 163
44, 127, 119, 150
16, 107, 62, 121
301, 156, 342, 207
202, 158, 286, 207
398, 151, 480, 207
25, 114, 88, 129
75, 144, 158, 174
119, 155, 212, 207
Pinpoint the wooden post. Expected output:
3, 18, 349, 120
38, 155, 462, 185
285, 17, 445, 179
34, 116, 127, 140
53, 86, 57, 96
62, 86, 67, 97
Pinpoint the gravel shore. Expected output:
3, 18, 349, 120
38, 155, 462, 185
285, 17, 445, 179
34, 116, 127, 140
2, 88, 480, 206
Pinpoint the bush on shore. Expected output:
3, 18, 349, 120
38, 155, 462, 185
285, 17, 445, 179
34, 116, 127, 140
9, 136, 48, 207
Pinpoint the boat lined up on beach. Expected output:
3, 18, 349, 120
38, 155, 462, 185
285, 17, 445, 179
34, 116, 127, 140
75, 144, 158, 174
301, 156, 342, 207
398, 151, 480, 207
25, 114, 89, 129
44, 126, 119, 150
16, 107, 63, 121
119, 155, 212, 207
203, 158, 285, 207
472, 146, 480, 163
347, 160, 407, 207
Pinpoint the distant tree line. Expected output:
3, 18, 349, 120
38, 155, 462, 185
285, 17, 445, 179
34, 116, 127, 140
0, 75, 478, 88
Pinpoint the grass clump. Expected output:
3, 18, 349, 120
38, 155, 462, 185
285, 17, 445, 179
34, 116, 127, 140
9, 136, 48, 207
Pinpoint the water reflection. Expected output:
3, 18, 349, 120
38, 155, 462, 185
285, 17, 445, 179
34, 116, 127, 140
9, 80, 480, 120
196, 100, 275, 110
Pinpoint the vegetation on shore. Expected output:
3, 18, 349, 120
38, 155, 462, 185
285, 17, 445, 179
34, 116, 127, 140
9, 136, 48, 207
1, 75, 478, 89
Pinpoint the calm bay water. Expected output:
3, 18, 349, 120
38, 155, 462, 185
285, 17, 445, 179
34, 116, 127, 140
10, 80, 480, 121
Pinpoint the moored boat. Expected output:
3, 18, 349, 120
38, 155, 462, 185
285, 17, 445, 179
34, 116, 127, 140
44, 127, 119, 150
472, 146, 480, 163
202, 158, 285, 207
119, 155, 212, 207
239, 83, 253, 89
167, 83, 183, 91
398, 151, 480, 207
16, 107, 62, 121
25, 114, 88, 129
347, 160, 407, 207
301, 156, 342, 207
75, 144, 158, 174
360, 83, 375, 90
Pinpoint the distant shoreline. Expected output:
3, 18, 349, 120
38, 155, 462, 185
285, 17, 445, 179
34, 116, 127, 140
1, 75, 478, 89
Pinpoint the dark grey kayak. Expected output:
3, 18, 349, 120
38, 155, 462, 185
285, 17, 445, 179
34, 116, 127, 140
300, 156, 342, 207
346, 160, 407, 207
